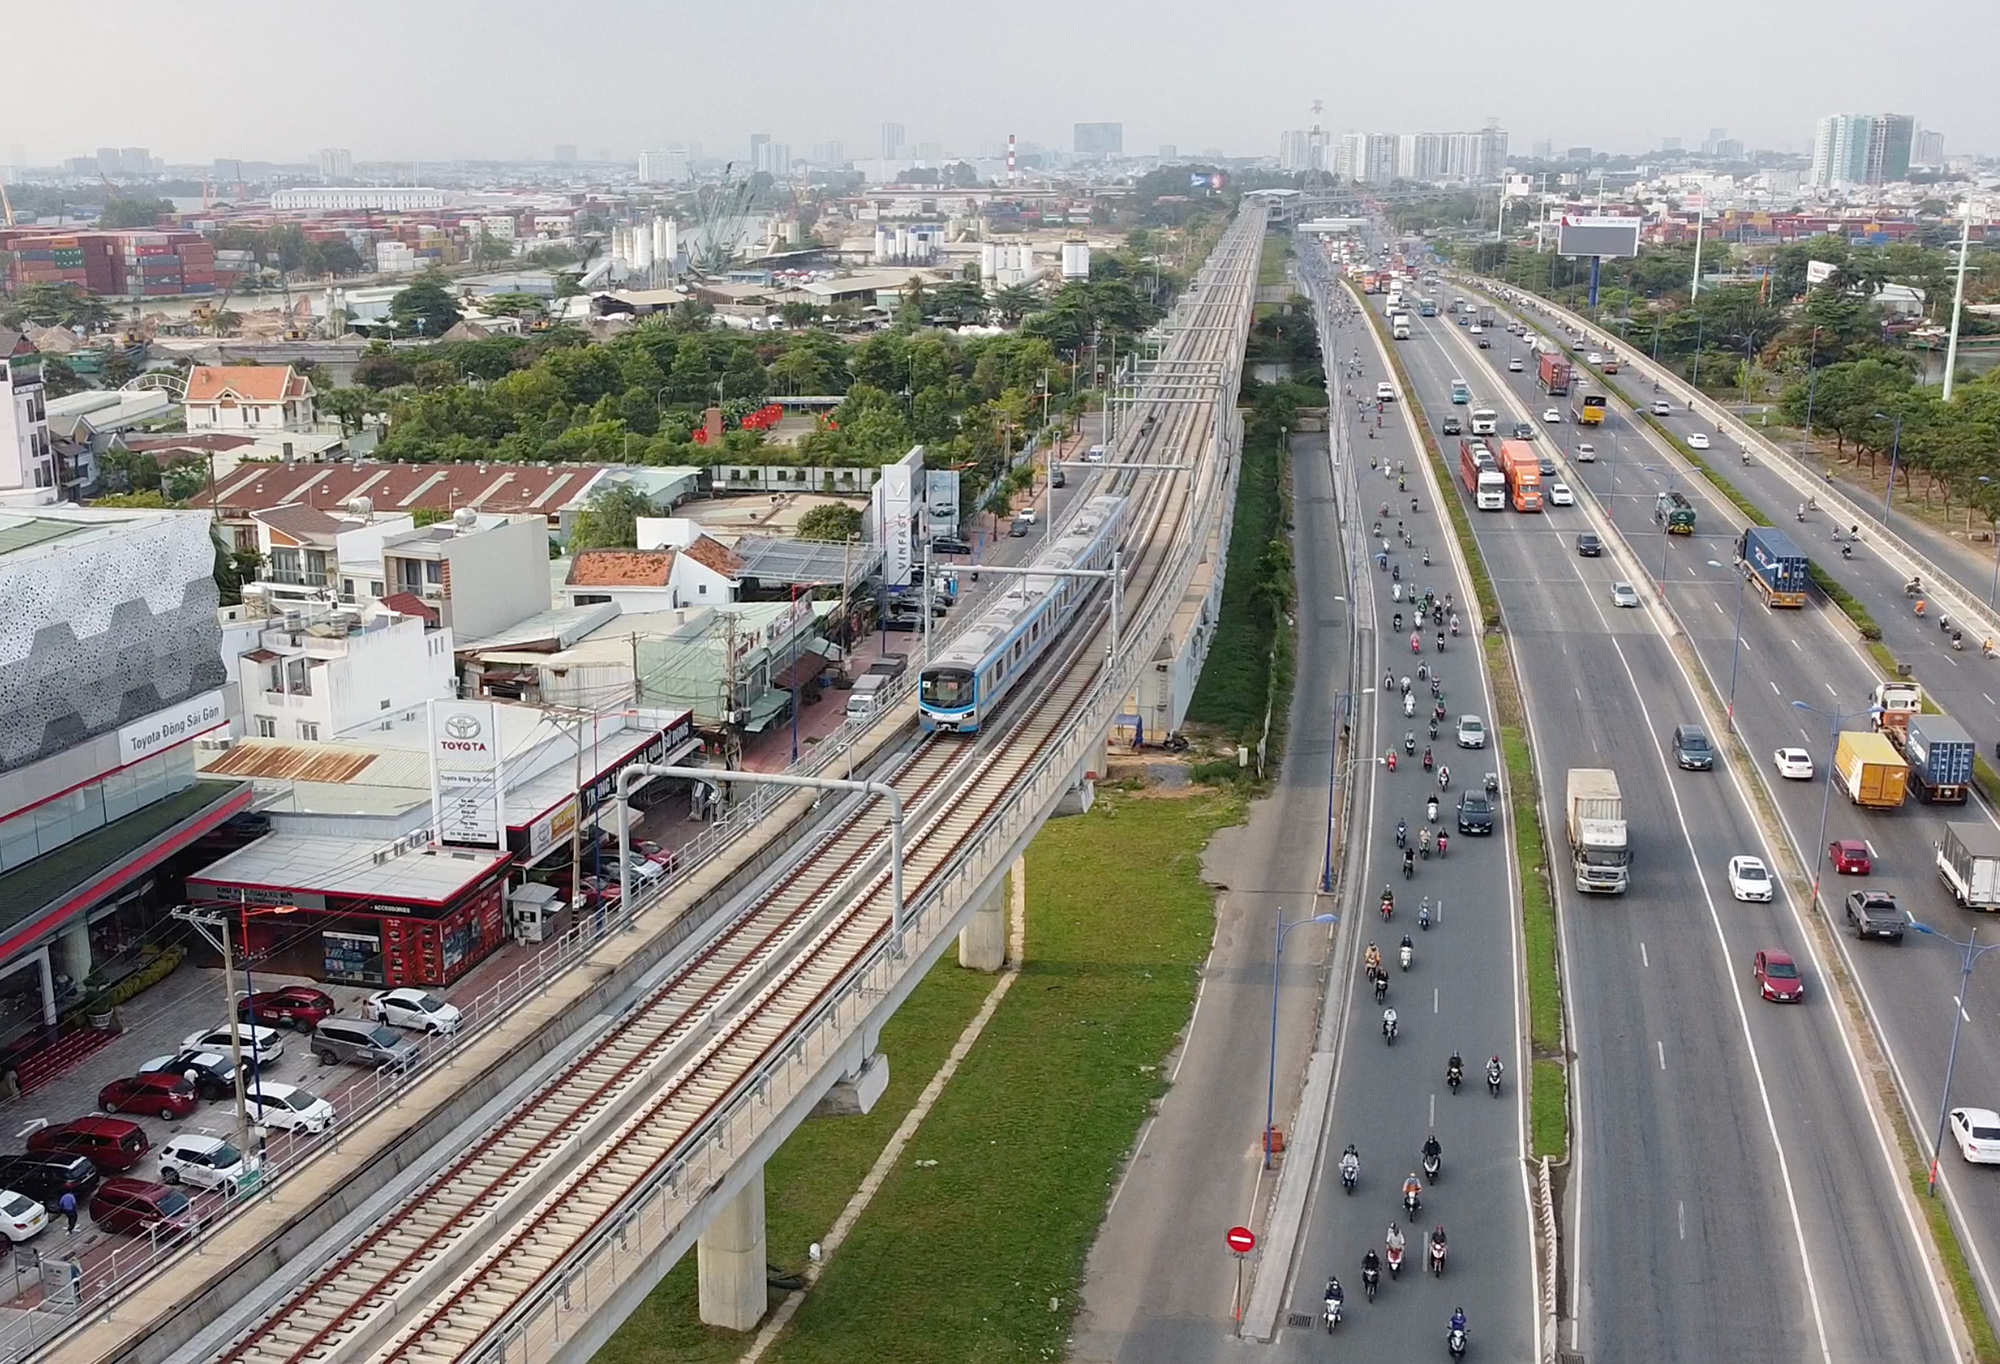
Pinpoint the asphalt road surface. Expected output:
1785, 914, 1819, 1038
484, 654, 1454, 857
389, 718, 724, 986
1469, 280, 2000, 1329
1271, 296, 1536, 1362
1368, 275, 1957, 1363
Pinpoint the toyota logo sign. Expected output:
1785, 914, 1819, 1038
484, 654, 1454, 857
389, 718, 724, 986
444, 713, 483, 740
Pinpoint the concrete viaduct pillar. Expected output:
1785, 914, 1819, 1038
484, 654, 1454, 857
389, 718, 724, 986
958, 857, 1020, 973
697, 1167, 767, 1331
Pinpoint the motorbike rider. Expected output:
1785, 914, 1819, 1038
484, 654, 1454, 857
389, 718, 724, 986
1423, 745, 1434, 770
1423, 1131, 1442, 1165
1431, 1224, 1449, 1258
1450, 1306, 1468, 1335
1447, 1051, 1464, 1089
1395, 819, 1408, 847
1340, 1144, 1360, 1183
1419, 826, 1432, 855
1362, 1246, 1381, 1278
1437, 764, 1451, 790
1402, 1171, 1423, 1206
1386, 1220, 1407, 1266
1365, 941, 1383, 976
1324, 1275, 1344, 1311
1437, 830, 1449, 857
1426, 794, 1440, 822
1400, 933, 1415, 967
1402, 847, 1416, 877
1383, 1007, 1399, 1040
1488, 1055, 1505, 1087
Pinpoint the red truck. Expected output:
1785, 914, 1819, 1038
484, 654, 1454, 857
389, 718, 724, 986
1497, 440, 1543, 512
1458, 438, 1505, 510
1537, 351, 1572, 396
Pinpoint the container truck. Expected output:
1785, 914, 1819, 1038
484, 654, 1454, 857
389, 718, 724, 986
1566, 769, 1630, 894
1896, 714, 1976, 803
1834, 730, 1909, 809
1870, 681, 1922, 736
1458, 439, 1506, 510
1738, 526, 1811, 608
1938, 822, 2000, 910
1537, 352, 1572, 396
1497, 440, 1543, 512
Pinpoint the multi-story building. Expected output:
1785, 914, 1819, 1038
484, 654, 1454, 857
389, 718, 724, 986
0, 508, 246, 1077
183, 365, 317, 435
1914, 128, 1946, 167
881, 123, 906, 161
1811, 114, 1916, 187
233, 599, 455, 744
1397, 132, 1446, 182
1279, 130, 1327, 172
1074, 123, 1124, 157
638, 149, 691, 184
1158, 144, 1178, 162
378, 515, 552, 642
0, 331, 55, 507
317, 147, 353, 181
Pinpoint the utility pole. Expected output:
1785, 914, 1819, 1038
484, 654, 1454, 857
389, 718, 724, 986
171, 908, 252, 1147
1690, 205, 1706, 301
1942, 205, 1973, 402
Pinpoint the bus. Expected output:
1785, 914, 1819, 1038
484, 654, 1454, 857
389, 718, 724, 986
1450, 379, 1470, 405
1570, 393, 1608, 427
1469, 407, 1498, 436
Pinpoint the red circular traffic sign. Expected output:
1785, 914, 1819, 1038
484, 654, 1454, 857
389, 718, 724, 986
1225, 1226, 1256, 1254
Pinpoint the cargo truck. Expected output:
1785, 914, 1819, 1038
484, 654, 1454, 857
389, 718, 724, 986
1537, 352, 1572, 396
1738, 526, 1811, 608
1871, 681, 1923, 736
1566, 768, 1630, 893
1938, 822, 2000, 910
1653, 489, 1696, 535
1392, 316, 1411, 340
1470, 406, 1499, 436
1834, 730, 1909, 809
1458, 439, 1506, 510
1497, 440, 1543, 512
1894, 714, 1976, 803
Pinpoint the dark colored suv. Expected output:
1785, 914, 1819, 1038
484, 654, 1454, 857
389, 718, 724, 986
1456, 791, 1495, 836
1672, 724, 1714, 771
1846, 891, 1906, 942
27, 1116, 149, 1173
0, 1153, 98, 1206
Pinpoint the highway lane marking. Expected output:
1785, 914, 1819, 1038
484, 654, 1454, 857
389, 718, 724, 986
1954, 995, 1972, 1023
1640, 942, 1650, 968
1985, 694, 1995, 707
1679, 1200, 1686, 1240
1658, 1039, 1666, 1071
1434, 987, 1440, 1014
1791, 639, 1803, 652
1771, 680, 1782, 695
1827, 682, 1838, 695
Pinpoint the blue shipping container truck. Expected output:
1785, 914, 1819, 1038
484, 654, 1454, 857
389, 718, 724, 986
1903, 714, 1976, 802
1739, 526, 1810, 608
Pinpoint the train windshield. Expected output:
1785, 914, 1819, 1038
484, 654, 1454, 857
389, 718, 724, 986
920, 668, 974, 709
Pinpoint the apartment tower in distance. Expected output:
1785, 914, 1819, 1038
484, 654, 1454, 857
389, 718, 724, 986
1811, 113, 1916, 187
1074, 123, 1123, 157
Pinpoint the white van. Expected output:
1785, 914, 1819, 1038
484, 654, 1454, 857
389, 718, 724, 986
846, 673, 888, 720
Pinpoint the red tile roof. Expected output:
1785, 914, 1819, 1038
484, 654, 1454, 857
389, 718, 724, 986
185, 365, 312, 405
680, 534, 744, 577
379, 592, 440, 626
197, 462, 612, 521
568, 550, 675, 588
251, 504, 349, 543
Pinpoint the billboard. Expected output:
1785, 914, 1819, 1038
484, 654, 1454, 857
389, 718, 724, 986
1806, 259, 1839, 285
925, 467, 961, 539
429, 699, 504, 847
870, 445, 922, 588
1556, 215, 1642, 258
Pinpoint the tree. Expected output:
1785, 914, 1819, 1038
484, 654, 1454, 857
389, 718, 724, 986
390, 276, 463, 338
353, 353, 417, 390
6, 282, 111, 331
161, 457, 209, 504
98, 197, 173, 229
931, 280, 988, 325
473, 232, 515, 266
38, 355, 84, 398
476, 292, 546, 318
95, 447, 163, 494
896, 275, 930, 328
91, 490, 169, 509
567, 484, 657, 550
779, 300, 823, 329
991, 283, 1041, 325
320, 386, 374, 435
795, 503, 863, 542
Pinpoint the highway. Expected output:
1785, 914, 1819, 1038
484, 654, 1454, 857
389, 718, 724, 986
1273, 272, 1536, 1361
1460, 275, 2000, 1328
1365, 260, 1958, 1362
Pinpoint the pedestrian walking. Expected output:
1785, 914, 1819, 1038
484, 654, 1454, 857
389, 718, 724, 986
58, 1189, 76, 1233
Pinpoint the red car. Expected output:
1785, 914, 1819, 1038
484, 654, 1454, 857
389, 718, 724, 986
1754, 950, 1806, 1004
27, 1116, 149, 1172
97, 1073, 199, 1120
1829, 839, 1871, 875
238, 986, 337, 1032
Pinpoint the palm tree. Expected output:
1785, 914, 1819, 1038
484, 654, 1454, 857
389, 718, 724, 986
992, 283, 1041, 325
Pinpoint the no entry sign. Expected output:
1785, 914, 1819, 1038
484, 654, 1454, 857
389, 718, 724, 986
1225, 1225, 1256, 1255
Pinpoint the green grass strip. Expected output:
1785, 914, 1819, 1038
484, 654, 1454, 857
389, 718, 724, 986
760, 788, 1244, 1364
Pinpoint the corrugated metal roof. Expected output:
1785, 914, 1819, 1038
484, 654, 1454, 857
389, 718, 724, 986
199, 741, 431, 788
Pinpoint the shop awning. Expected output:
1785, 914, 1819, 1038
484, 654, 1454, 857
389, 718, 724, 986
740, 690, 793, 734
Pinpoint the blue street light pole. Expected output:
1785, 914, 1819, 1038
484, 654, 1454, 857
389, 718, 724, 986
1874, 411, 1904, 528
1907, 921, 2000, 1196
1267, 909, 1338, 1168
1708, 559, 1749, 731
1791, 698, 1879, 909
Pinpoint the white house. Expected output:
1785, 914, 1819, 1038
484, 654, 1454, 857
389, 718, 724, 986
184, 364, 317, 434
235, 600, 456, 744
565, 531, 742, 613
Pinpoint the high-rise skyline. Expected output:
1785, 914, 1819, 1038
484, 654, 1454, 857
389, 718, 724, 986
1810, 112, 1915, 187
881, 122, 905, 161
1074, 123, 1123, 157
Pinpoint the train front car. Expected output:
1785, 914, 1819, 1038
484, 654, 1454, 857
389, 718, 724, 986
916, 495, 1126, 736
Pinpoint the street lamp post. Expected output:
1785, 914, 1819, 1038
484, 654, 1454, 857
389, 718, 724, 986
1323, 736, 1379, 895
1873, 411, 1904, 527
1644, 464, 1678, 590
1267, 908, 1338, 1169
1791, 698, 1878, 909
1803, 327, 1822, 452
1707, 559, 1749, 731
1908, 921, 2000, 1195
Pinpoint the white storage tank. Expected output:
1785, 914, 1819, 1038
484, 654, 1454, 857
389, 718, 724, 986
1061, 240, 1091, 279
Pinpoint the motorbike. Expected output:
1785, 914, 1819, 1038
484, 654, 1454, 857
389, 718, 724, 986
1341, 1158, 1359, 1195
1411, 633, 1422, 655
1448, 1325, 1468, 1359
1405, 693, 1416, 717
1422, 749, 1434, 772
1395, 820, 1408, 848
1403, 1184, 1422, 1216
1419, 833, 1431, 861
1487, 1062, 1504, 1097
1430, 677, 1443, 699
1418, 901, 1431, 930
1323, 1294, 1342, 1333
1446, 1061, 1462, 1094
1436, 833, 1448, 859
1428, 719, 1440, 741
1400, 941, 1414, 971
1392, 563, 1401, 582
1426, 796, 1440, 823
1386, 1242, 1404, 1279
1383, 1012, 1399, 1045
1374, 974, 1389, 1004
1430, 1239, 1448, 1278
1423, 549, 1432, 566
1437, 768, 1451, 791
1484, 772, 1499, 796
1400, 849, 1414, 880
1905, 579, 1922, 598
1362, 1264, 1379, 1301
1386, 751, 1398, 772
1405, 731, 1418, 755
1393, 612, 1404, 632
1422, 1149, 1441, 1183
1380, 891, 1395, 918
1450, 616, 1460, 637
1436, 632, 1446, 653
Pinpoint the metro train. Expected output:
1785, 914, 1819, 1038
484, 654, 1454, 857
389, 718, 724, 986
918, 495, 1127, 734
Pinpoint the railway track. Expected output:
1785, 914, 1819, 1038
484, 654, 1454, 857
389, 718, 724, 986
205, 211, 1265, 1364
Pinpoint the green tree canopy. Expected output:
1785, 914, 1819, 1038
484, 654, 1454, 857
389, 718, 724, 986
795, 503, 864, 542
567, 484, 657, 550
390, 276, 463, 338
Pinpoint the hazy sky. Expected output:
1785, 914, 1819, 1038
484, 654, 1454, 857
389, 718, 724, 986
3, 0, 1984, 166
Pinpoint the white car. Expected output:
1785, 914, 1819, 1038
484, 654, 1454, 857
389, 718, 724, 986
366, 988, 463, 1035
623, 852, 669, 888
158, 1133, 249, 1193
1949, 1108, 2000, 1164
1727, 855, 1774, 903
1376, 381, 1396, 402
1575, 443, 1596, 462
1542, 407, 1562, 423
1549, 482, 1574, 506
1456, 715, 1486, 749
242, 1081, 335, 1135
1587, 351, 1605, 364
1084, 444, 1105, 463
1687, 432, 1711, 450
1016, 508, 1036, 525
182, 1024, 284, 1068
1773, 748, 1815, 780
0, 1191, 46, 1243
1610, 581, 1639, 608
1651, 399, 1674, 416
1508, 358, 1524, 372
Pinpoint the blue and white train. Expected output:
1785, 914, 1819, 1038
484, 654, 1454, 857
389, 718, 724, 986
918, 495, 1127, 734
